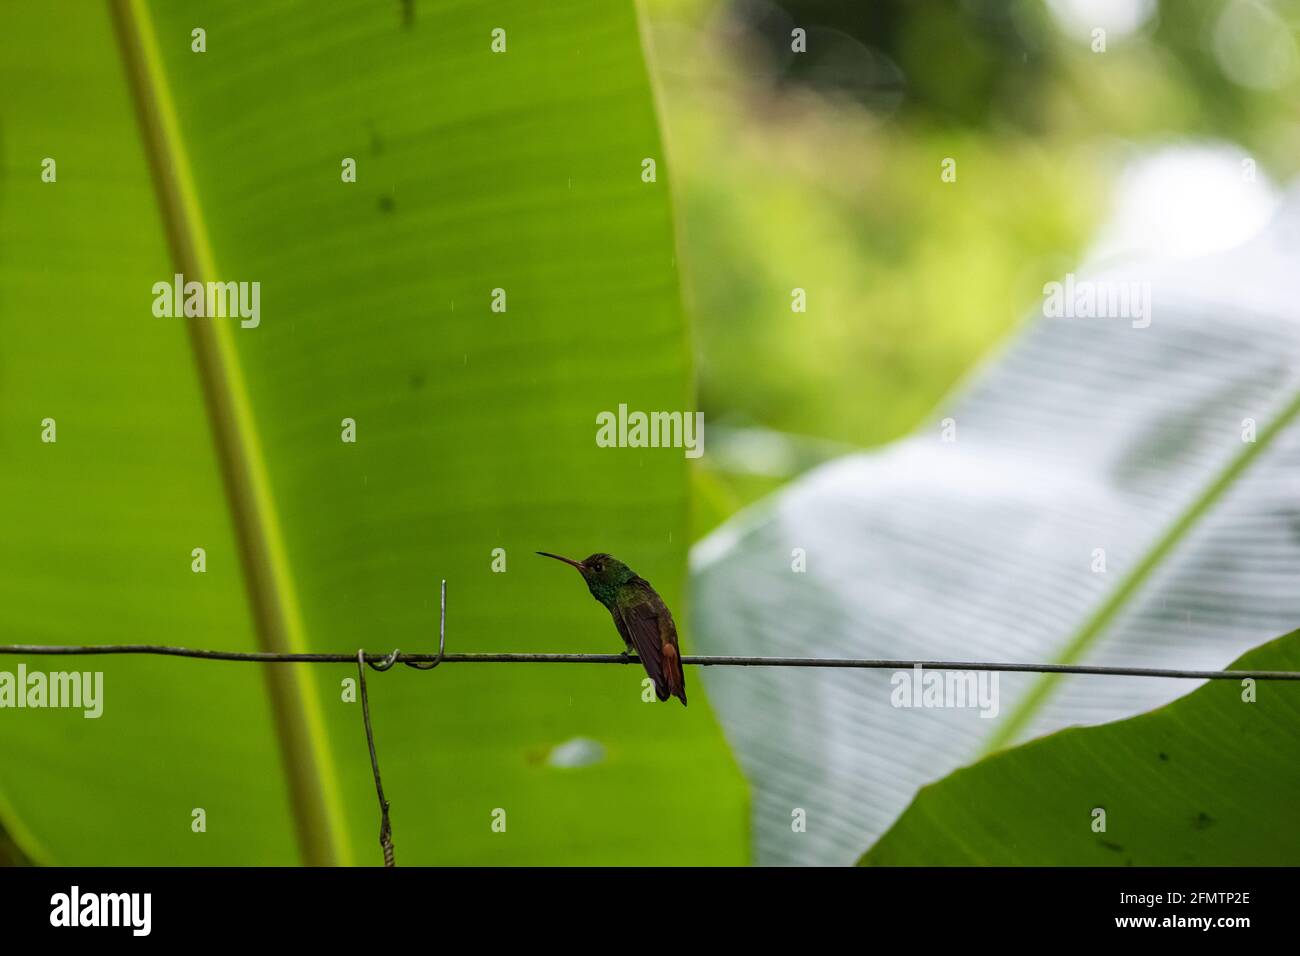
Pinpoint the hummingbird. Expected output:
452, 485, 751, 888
537, 552, 687, 706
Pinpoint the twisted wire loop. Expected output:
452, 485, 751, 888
404, 579, 447, 670
367, 649, 401, 672
356, 649, 395, 867
365, 580, 447, 672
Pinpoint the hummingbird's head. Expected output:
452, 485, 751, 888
536, 551, 636, 606
576, 553, 634, 587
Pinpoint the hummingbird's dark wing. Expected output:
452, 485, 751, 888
611, 579, 687, 706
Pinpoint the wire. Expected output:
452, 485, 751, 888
0, 645, 1296, 680
354, 651, 394, 868
7, 581, 1295, 869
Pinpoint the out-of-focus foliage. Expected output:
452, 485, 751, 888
690, 163, 1300, 865
642, 0, 1300, 537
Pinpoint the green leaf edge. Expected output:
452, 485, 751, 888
860, 627, 1300, 865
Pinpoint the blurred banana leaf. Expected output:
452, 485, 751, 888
692, 190, 1300, 865
862, 630, 1300, 865
0, 0, 745, 865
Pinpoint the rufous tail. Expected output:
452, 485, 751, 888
662, 644, 687, 707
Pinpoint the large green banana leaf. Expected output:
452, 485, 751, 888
0, 0, 745, 865
862, 630, 1300, 865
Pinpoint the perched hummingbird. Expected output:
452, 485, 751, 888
537, 552, 687, 706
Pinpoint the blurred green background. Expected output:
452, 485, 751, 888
651, 0, 1300, 537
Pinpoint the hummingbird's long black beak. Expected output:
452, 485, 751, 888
536, 551, 585, 571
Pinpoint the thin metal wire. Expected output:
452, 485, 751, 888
5, 576, 1295, 679
0, 646, 1296, 680
355, 650, 394, 868
364, 579, 448, 672
402, 579, 446, 671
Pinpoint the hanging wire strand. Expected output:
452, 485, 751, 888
355, 650, 394, 868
